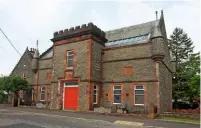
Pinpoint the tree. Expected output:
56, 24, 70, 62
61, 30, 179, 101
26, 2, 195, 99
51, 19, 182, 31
169, 27, 198, 102
0, 75, 31, 105
184, 53, 200, 102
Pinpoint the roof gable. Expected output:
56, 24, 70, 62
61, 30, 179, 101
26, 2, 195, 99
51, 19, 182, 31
10, 47, 33, 76
40, 46, 53, 59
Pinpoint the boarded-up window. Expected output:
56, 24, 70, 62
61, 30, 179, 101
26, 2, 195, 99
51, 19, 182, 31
47, 72, 52, 80
123, 66, 133, 76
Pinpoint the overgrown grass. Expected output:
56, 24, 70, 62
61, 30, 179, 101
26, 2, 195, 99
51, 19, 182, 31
158, 116, 200, 125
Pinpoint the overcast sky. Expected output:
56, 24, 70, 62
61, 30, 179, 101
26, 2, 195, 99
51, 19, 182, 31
0, 0, 200, 75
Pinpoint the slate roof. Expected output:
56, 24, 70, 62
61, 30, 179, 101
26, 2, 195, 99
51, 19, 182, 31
105, 20, 159, 42
40, 46, 53, 59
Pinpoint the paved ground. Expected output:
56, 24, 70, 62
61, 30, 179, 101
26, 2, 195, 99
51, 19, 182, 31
0, 105, 200, 128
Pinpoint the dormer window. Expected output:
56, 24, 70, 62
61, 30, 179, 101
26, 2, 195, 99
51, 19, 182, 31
67, 51, 74, 69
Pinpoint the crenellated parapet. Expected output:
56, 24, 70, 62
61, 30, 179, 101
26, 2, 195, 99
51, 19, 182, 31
51, 22, 107, 43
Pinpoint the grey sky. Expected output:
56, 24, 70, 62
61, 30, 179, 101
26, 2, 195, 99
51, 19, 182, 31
0, 0, 200, 75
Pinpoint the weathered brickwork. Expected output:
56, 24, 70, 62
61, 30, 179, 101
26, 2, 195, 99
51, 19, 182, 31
103, 58, 156, 82
52, 41, 88, 81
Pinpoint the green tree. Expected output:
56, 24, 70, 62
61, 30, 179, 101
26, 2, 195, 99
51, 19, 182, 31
184, 53, 200, 102
169, 27, 196, 102
0, 75, 31, 104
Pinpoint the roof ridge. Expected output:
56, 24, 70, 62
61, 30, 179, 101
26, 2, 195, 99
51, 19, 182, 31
105, 19, 159, 33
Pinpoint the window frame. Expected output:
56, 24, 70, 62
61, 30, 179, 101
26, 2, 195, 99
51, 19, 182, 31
40, 87, 45, 101
93, 85, 98, 104
113, 85, 122, 104
66, 50, 74, 69
134, 85, 144, 106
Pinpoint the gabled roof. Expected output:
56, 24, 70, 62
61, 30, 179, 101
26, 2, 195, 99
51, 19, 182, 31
10, 47, 33, 76
40, 45, 53, 59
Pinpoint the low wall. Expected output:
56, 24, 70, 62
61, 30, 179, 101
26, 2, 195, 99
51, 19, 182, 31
162, 112, 200, 120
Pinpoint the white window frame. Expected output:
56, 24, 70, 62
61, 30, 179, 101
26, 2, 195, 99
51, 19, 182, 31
40, 87, 45, 101
67, 51, 74, 69
134, 85, 144, 106
93, 85, 98, 104
113, 85, 122, 104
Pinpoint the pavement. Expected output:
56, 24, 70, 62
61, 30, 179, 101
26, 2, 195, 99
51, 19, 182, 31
0, 104, 200, 128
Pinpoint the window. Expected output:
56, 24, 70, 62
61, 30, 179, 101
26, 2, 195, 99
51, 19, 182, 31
22, 73, 26, 80
93, 85, 98, 104
40, 87, 45, 101
134, 85, 144, 105
113, 85, 122, 104
64, 82, 78, 87
67, 51, 74, 69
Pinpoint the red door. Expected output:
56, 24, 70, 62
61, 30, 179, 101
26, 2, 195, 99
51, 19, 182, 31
64, 87, 78, 110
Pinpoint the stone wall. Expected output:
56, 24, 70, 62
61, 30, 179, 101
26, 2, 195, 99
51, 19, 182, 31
39, 59, 52, 69
159, 61, 172, 113
11, 49, 35, 85
91, 41, 103, 82
100, 82, 157, 113
78, 82, 88, 111
38, 69, 52, 85
103, 43, 151, 62
52, 40, 88, 81
103, 58, 156, 82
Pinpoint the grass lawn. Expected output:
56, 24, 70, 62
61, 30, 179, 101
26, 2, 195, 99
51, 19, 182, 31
158, 116, 200, 125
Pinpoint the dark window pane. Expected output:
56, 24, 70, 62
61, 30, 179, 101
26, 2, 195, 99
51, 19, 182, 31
114, 90, 121, 94
135, 90, 144, 94
94, 85, 97, 89
41, 87, 45, 91
135, 95, 144, 104
41, 94, 45, 101
67, 60, 73, 67
136, 85, 144, 89
68, 51, 73, 56
114, 86, 121, 89
93, 95, 97, 103
114, 95, 121, 103
65, 82, 78, 86
67, 56, 73, 60
93, 90, 97, 94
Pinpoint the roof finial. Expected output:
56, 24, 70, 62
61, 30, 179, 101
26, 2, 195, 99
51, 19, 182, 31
36, 40, 38, 50
155, 11, 158, 20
